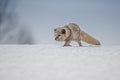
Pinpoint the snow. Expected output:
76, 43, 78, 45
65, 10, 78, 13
0, 44, 120, 80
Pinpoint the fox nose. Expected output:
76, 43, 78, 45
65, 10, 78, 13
55, 37, 58, 40
55, 35, 60, 40
55, 35, 61, 40
55, 37, 57, 40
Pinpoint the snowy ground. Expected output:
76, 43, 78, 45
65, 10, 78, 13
0, 44, 120, 80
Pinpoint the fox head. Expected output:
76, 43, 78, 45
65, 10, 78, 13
54, 26, 71, 41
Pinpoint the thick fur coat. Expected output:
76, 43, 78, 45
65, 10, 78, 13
54, 23, 100, 46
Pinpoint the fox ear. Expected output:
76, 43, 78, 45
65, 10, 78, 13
61, 29, 66, 34
54, 29, 56, 31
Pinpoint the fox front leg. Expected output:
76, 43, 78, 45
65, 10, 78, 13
77, 41, 82, 47
64, 40, 71, 46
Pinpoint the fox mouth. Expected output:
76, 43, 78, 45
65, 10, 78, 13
55, 35, 61, 41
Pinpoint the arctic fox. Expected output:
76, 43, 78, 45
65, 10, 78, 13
54, 23, 100, 46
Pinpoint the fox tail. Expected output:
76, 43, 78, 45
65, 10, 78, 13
80, 30, 100, 45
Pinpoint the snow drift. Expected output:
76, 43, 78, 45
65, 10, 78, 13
0, 44, 120, 80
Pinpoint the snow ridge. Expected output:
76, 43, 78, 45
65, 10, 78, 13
0, 44, 120, 80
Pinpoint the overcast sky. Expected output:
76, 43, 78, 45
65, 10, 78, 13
17, 0, 120, 45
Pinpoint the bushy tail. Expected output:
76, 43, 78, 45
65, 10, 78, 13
80, 30, 100, 45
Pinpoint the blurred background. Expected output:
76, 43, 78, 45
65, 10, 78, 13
0, 0, 120, 45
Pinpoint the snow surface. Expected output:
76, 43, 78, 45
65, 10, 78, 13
0, 44, 120, 80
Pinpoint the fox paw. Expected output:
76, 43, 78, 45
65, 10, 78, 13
63, 44, 71, 47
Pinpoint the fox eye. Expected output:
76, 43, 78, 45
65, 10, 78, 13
58, 35, 61, 36
61, 29, 66, 34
